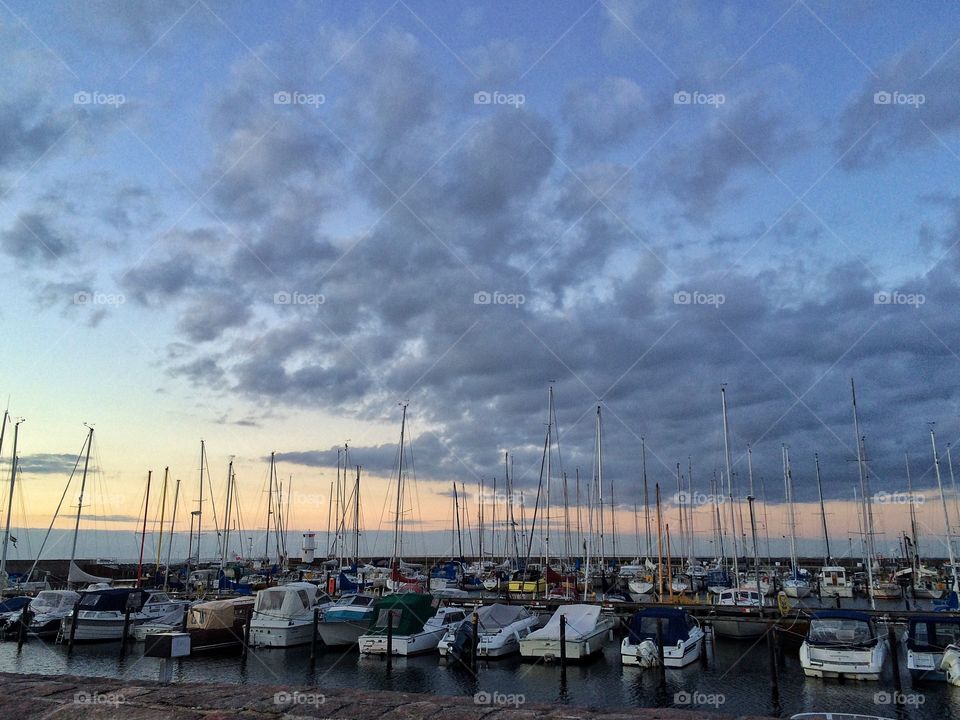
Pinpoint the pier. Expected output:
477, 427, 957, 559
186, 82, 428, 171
2, 671, 773, 720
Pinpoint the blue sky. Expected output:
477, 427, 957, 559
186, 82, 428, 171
3, 1, 960, 560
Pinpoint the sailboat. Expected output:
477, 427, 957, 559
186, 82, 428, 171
781, 447, 811, 598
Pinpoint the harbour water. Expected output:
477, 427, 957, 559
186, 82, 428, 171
0, 595, 956, 719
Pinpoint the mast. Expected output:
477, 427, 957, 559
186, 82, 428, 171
354, 466, 361, 565
0, 417, 23, 592
814, 453, 831, 565
676, 462, 686, 563
905, 454, 919, 563
220, 459, 234, 573
163, 478, 181, 591
783, 447, 798, 574
197, 440, 205, 565
545, 385, 552, 569
392, 404, 408, 567
720, 386, 738, 581
156, 466, 169, 571
137, 470, 152, 587
68, 426, 94, 589
931, 428, 959, 593
947, 445, 960, 561
265, 452, 274, 560
642, 437, 650, 558
851, 379, 875, 608
595, 406, 605, 565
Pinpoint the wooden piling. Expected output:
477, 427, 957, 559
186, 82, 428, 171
119, 608, 132, 659
471, 612, 479, 673
310, 608, 319, 663
17, 607, 31, 650
655, 617, 666, 692
242, 619, 251, 660
766, 626, 779, 705
67, 601, 80, 655
386, 611, 393, 670
559, 614, 567, 668
888, 624, 903, 697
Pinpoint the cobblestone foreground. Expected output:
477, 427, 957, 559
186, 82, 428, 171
0, 672, 775, 720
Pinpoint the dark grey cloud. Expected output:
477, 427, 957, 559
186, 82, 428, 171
1, 211, 73, 262
18, 453, 90, 475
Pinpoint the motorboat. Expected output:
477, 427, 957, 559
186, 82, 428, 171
438, 603, 540, 659
818, 566, 853, 598
710, 588, 767, 639
316, 593, 376, 647
24, 590, 81, 638
358, 594, 465, 656
186, 596, 254, 653
0, 596, 36, 636
133, 606, 188, 641
507, 567, 547, 596
621, 607, 704, 668
519, 604, 615, 661
904, 615, 960, 681
61, 588, 189, 642
799, 610, 888, 680
249, 582, 332, 648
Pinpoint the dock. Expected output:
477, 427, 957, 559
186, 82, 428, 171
1, 671, 775, 719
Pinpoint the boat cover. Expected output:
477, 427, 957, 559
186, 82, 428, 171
627, 608, 691, 645
365, 593, 435, 636
527, 604, 601, 641
474, 603, 530, 631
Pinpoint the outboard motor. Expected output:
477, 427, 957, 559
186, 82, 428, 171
637, 639, 661, 667
448, 622, 476, 669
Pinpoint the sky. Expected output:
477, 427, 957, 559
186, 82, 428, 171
2, 0, 960, 564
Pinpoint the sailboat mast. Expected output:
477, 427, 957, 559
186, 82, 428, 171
197, 440, 205, 565
545, 386, 552, 568
905, 454, 919, 562
642, 437, 650, 558
0, 418, 23, 592
931, 428, 959, 593
595, 406, 605, 564
721, 386, 738, 580
265, 452, 274, 560
220, 459, 234, 573
355, 466, 361, 564
815, 453, 831, 565
156, 466, 169, 570
851, 379, 875, 608
164, 478, 181, 592
392, 404, 408, 566
137, 470, 152, 587
68, 426, 94, 588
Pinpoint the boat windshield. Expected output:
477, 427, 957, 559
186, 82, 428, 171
910, 619, 960, 651
808, 618, 876, 646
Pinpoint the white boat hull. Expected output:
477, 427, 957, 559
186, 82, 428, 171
621, 633, 703, 668
317, 620, 368, 647
251, 621, 316, 648
519, 618, 614, 660
800, 639, 888, 680
358, 626, 447, 656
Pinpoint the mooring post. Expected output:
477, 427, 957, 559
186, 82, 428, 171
67, 601, 80, 655
888, 623, 903, 698
242, 618, 251, 660
471, 612, 479, 673
310, 608, 319, 663
767, 627, 780, 705
17, 606, 32, 650
386, 611, 394, 671
656, 617, 667, 692
181, 606, 189, 632
119, 607, 132, 659
559, 614, 567, 668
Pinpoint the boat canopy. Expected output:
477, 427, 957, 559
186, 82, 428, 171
366, 593, 435, 636
254, 582, 321, 619
30, 590, 79, 612
627, 607, 693, 645
189, 597, 253, 630
807, 610, 878, 647
78, 588, 148, 612
473, 603, 530, 631
0, 596, 31, 613
906, 615, 960, 652
527, 604, 601, 641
